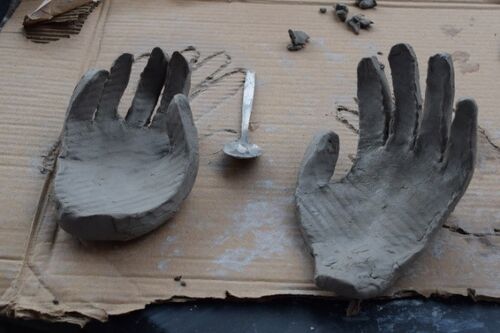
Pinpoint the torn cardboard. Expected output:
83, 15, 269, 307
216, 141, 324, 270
0, 0, 499, 326
23, 0, 99, 43
23, 0, 97, 26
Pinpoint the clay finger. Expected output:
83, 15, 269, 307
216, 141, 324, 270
417, 53, 454, 159
387, 43, 422, 147
66, 69, 109, 123
446, 98, 477, 173
95, 53, 133, 121
357, 56, 393, 155
126, 47, 168, 127
157, 51, 191, 113
152, 94, 198, 155
297, 131, 340, 193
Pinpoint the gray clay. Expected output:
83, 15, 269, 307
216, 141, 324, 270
54, 48, 199, 241
287, 29, 310, 51
334, 3, 349, 22
347, 15, 373, 34
287, 44, 304, 51
346, 17, 361, 34
356, 0, 377, 9
358, 15, 373, 29
295, 43, 477, 299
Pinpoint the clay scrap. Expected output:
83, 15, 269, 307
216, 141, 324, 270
287, 29, 310, 51
355, 0, 377, 9
334, 3, 349, 22
346, 15, 373, 35
332, 4, 373, 35
295, 43, 477, 298
54, 48, 199, 241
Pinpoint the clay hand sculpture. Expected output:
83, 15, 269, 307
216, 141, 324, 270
55, 48, 198, 241
295, 43, 477, 298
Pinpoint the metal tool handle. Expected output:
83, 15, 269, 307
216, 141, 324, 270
240, 71, 255, 143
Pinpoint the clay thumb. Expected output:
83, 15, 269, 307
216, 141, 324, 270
297, 131, 339, 193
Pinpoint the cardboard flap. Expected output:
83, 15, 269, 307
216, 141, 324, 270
23, 0, 96, 26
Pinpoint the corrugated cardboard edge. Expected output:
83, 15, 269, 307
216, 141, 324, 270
4, 289, 500, 327
23, 2, 100, 43
23, 0, 97, 26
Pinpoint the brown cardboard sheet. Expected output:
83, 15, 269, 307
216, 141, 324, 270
0, 0, 499, 325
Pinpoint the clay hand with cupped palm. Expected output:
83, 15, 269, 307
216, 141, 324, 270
55, 48, 199, 241
295, 44, 477, 298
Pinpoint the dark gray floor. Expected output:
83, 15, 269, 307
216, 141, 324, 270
0, 0, 18, 29
2, 297, 500, 333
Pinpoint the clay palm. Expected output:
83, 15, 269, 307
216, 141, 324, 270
55, 48, 198, 241
296, 44, 477, 298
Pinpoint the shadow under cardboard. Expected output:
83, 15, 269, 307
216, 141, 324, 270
2, 296, 500, 333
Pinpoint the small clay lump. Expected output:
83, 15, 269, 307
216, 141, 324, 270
334, 3, 349, 22
287, 29, 310, 51
356, 0, 377, 9
346, 15, 373, 34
